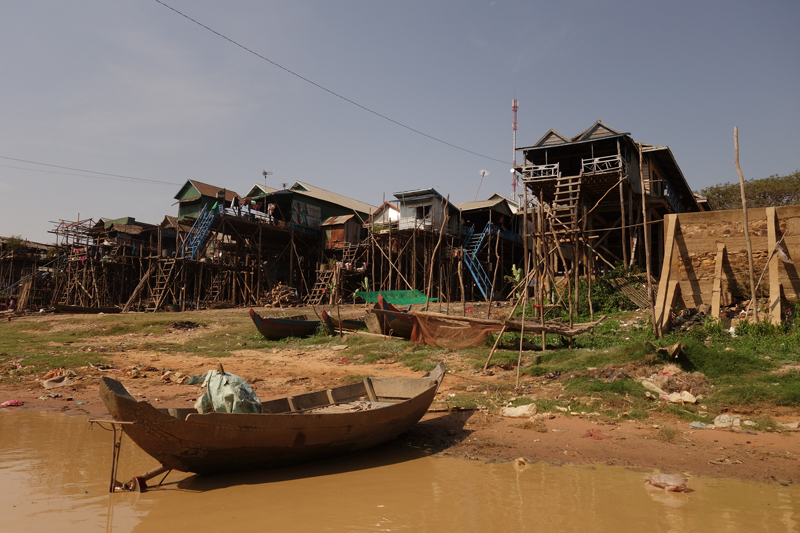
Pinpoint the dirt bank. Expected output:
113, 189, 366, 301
1, 310, 798, 486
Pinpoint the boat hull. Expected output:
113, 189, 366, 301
98, 364, 445, 475
53, 302, 121, 314
249, 308, 320, 339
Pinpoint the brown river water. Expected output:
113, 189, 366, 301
1, 410, 798, 532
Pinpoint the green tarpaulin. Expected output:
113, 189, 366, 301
355, 290, 436, 305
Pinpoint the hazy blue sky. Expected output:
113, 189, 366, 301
2, 1, 798, 243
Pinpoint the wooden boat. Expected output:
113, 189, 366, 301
371, 294, 416, 339
249, 308, 320, 339
321, 310, 367, 334
97, 362, 446, 476
53, 302, 121, 314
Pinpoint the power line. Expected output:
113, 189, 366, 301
0, 156, 180, 186
154, 0, 510, 165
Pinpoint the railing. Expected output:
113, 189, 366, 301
581, 155, 627, 176
521, 163, 559, 182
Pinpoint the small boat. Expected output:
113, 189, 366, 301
321, 310, 367, 334
53, 302, 121, 314
96, 363, 446, 478
371, 294, 416, 339
249, 308, 320, 340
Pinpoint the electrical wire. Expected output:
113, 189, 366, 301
0, 156, 180, 186
154, 0, 510, 165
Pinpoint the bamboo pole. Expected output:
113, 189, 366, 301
735, 126, 758, 322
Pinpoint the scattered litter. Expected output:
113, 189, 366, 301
781, 421, 799, 430
708, 457, 743, 465
501, 404, 537, 418
43, 367, 76, 380
645, 474, 689, 492
159, 371, 189, 384
713, 414, 741, 429
581, 429, 611, 440
1, 399, 23, 407
689, 421, 713, 430
545, 370, 561, 379
42, 375, 75, 389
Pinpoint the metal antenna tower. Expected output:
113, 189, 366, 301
512, 96, 519, 198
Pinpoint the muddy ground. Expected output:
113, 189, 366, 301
1, 308, 798, 486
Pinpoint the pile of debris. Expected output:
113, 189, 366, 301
262, 283, 302, 307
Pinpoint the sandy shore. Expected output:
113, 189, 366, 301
2, 337, 797, 486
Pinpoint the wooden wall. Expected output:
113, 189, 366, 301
663, 206, 800, 310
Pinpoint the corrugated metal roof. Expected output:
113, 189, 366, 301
182, 180, 240, 202
393, 187, 441, 199
289, 181, 375, 215
321, 214, 355, 226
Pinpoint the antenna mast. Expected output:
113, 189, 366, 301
512, 96, 519, 197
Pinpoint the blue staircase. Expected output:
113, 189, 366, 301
463, 222, 494, 299
179, 205, 217, 260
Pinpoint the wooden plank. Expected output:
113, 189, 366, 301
711, 243, 726, 319
654, 215, 678, 335
661, 280, 680, 331
766, 207, 782, 325
286, 396, 298, 413
363, 377, 378, 402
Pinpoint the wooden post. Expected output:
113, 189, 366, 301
638, 142, 657, 336
425, 195, 450, 309
766, 207, 782, 325
735, 126, 758, 322
458, 252, 466, 316
619, 180, 628, 267
711, 243, 726, 319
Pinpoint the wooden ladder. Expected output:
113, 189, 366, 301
307, 269, 335, 306
549, 174, 581, 233
145, 259, 176, 312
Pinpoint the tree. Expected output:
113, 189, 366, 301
3, 235, 26, 253
699, 170, 800, 210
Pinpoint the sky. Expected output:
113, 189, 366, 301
1, 0, 799, 244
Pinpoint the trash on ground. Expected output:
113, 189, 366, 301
645, 474, 689, 492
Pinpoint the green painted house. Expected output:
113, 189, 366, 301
174, 180, 240, 220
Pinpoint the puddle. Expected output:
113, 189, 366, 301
1, 410, 798, 532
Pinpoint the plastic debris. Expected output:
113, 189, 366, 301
501, 404, 537, 418
1, 400, 24, 407
645, 474, 689, 492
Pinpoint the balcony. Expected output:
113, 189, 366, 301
581, 155, 627, 176
521, 163, 559, 182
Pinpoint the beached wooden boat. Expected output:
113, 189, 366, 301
321, 310, 367, 334
97, 363, 446, 477
53, 302, 121, 314
371, 294, 416, 339
249, 308, 320, 339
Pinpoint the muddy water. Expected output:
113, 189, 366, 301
1, 411, 798, 533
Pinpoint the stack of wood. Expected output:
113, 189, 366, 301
262, 283, 302, 308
